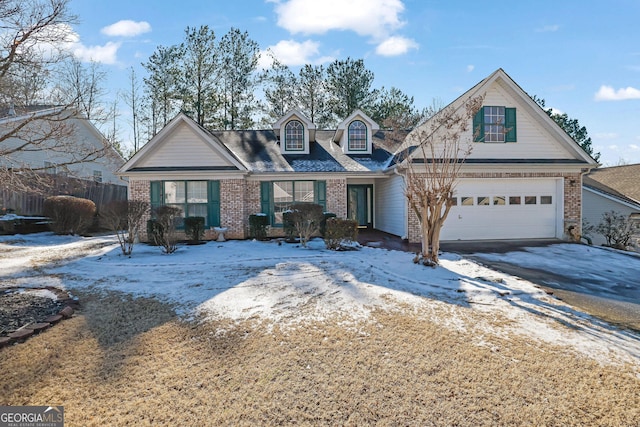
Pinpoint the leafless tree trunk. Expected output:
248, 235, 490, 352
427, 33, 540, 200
401, 96, 484, 266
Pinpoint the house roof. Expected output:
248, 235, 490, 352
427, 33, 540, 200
211, 129, 399, 173
583, 164, 640, 206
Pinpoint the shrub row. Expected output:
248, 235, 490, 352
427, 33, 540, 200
43, 195, 96, 235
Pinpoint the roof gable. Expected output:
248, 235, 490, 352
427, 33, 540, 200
397, 69, 598, 167
119, 113, 246, 173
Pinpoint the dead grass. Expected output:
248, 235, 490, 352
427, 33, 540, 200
1, 291, 639, 426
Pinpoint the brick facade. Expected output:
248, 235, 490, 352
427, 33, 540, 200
326, 178, 347, 218
406, 171, 585, 243
220, 179, 246, 239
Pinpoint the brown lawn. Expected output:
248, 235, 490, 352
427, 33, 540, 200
1, 290, 639, 426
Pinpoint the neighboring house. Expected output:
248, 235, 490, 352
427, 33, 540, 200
582, 164, 640, 246
0, 106, 125, 185
0, 106, 127, 214
118, 69, 597, 242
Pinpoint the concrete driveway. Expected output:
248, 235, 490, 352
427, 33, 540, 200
442, 240, 640, 332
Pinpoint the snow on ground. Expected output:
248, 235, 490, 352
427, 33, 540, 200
1, 232, 639, 368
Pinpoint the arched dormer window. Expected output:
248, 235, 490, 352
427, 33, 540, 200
348, 120, 367, 151
285, 120, 304, 151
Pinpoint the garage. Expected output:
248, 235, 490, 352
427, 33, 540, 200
440, 178, 562, 240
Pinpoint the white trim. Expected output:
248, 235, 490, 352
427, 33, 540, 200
119, 113, 247, 173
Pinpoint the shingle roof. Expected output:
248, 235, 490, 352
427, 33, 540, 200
210, 129, 401, 173
583, 164, 640, 206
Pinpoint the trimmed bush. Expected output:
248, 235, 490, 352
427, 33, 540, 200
320, 212, 337, 236
324, 218, 359, 250
184, 216, 205, 243
249, 213, 269, 240
43, 195, 96, 235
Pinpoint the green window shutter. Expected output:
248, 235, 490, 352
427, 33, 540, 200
260, 181, 272, 223
150, 181, 162, 212
473, 108, 485, 142
208, 181, 220, 227
505, 108, 517, 142
315, 181, 326, 211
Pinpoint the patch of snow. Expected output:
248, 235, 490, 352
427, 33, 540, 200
0, 232, 639, 368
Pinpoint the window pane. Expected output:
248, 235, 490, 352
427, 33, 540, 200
164, 181, 185, 203
348, 120, 367, 151
449, 197, 458, 206
493, 196, 505, 205
285, 120, 304, 151
187, 181, 207, 203
509, 196, 521, 205
477, 196, 490, 206
273, 182, 293, 204
461, 197, 473, 206
484, 106, 505, 143
188, 204, 208, 225
295, 181, 314, 203
525, 196, 537, 205
540, 196, 552, 205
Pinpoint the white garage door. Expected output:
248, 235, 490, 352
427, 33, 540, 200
440, 178, 561, 240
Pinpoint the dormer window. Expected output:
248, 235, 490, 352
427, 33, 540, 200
334, 109, 379, 155
348, 120, 367, 151
273, 110, 315, 155
285, 120, 304, 151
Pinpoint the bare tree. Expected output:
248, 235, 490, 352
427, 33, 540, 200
122, 67, 142, 153
400, 96, 484, 266
0, 0, 116, 194
100, 200, 149, 256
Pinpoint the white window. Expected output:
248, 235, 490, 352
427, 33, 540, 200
484, 106, 505, 143
348, 120, 367, 151
284, 120, 304, 151
93, 170, 102, 183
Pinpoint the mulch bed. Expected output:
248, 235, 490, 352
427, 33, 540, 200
0, 286, 77, 347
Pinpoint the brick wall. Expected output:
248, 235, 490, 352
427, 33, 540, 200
220, 179, 247, 239
406, 172, 585, 243
129, 179, 151, 241
326, 178, 347, 218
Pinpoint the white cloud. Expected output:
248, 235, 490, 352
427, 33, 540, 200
375, 36, 418, 56
273, 0, 405, 40
629, 144, 639, 151
535, 24, 559, 33
595, 85, 640, 101
73, 41, 121, 64
101, 20, 151, 37
466, 65, 475, 73
258, 39, 334, 69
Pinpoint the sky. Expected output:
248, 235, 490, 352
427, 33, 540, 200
64, 0, 640, 166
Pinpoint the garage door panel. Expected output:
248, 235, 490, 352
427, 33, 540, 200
441, 179, 559, 240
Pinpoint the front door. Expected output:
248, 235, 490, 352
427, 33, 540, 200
347, 185, 373, 228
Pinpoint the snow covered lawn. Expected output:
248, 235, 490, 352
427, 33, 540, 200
1, 233, 639, 425
2, 232, 639, 366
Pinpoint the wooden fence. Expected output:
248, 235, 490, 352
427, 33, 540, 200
1, 178, 127, 216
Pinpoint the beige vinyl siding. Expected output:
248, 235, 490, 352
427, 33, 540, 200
407, 81, 576, 161
0, 116, 124, 185
583, 188, 640, 246
375, 175, 406, 237
468, 84, 573, 159
138, 122, 234, 168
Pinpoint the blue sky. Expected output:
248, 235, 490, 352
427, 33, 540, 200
66, 0, 640, 165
